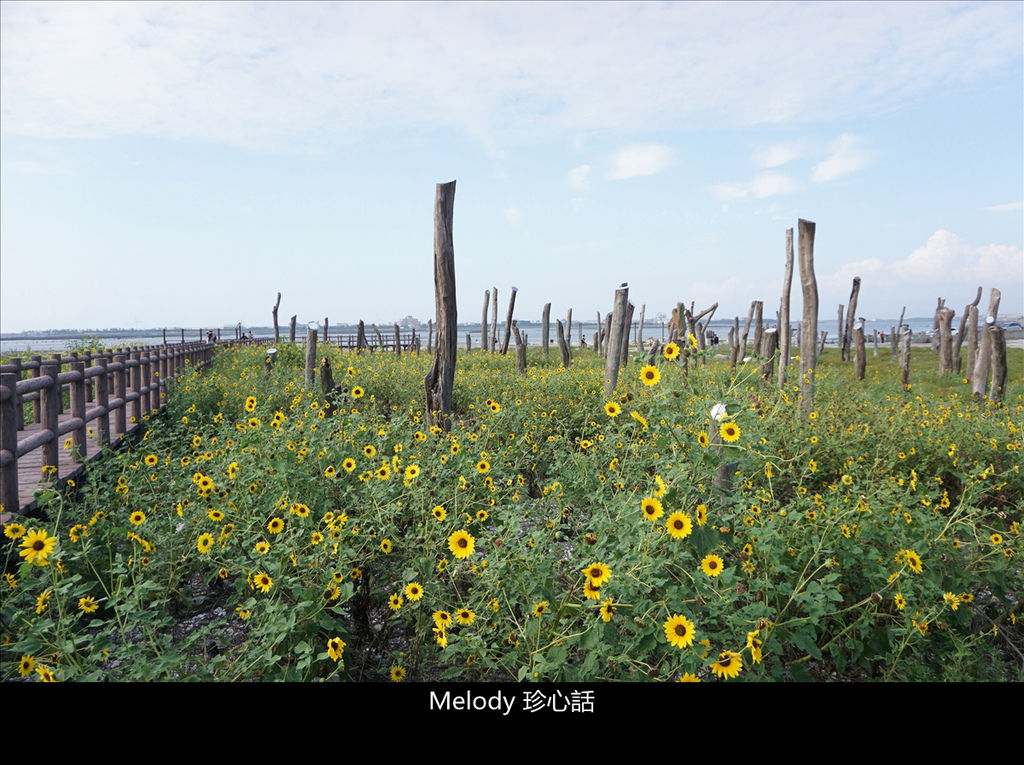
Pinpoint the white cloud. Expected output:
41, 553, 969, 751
607, 145, 672, 180
5, 2, 1016, 151
568, 164, 591, 190
713, 172, 798, 200
812, 134, 875, 182
754, 142, 803, 168
984, 201, 1024, 212
503, 207, 521, 223
822, 231, 1023, 300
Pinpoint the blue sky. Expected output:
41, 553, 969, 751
2, 0, 1021, 333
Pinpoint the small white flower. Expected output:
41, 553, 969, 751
710, 403, 728, 422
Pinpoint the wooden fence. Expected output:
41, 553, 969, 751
0, 341, 223, 515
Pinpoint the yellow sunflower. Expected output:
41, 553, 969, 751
640, 364, 661, 386
719, 421, 741, 443
197, 533, 214, 554
448, 529, 476, 559
390, 665, 406, 682
663, 342, 680, 360
327, 637, 346, 662
19, 529, 57, 565
605, 401, 621, 417
431, 505, 447, 521
456, 608, 475, 626
665, 511, 693, 540
253, 571, 273, 593
641, 496, 664, 522
709, 650, 743, 680
700, 554, 725, 577
664, 614, 696, 649
583, 562, 612, 587
404, 582, 424, 601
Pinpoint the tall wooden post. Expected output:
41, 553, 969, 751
500, 287, 518, 355
965, 304, 979, 379
937, 307, 955, 375
305, 324, 317, 388
853, 320, 866, 380
954, 287, 982, 374
324, 318, 329, 344
931, 298, 945, 354
759, 327, 778, 382
541, 303, 551, 358
425, 180, 457, 430
394, 324, 401, 356
289, 315, 297, 343
489, 287, 498, 353
798, 219, 818, 417
603, 286, 630, 397
636, 303, 646, 350
972, 288, 1001, 398
594, 311, 603, 355
511, 322, 527, 374
427, 319, 433, 354
273, 292, 281, 345
740, 302, 756, 360
0, 372, 20, 513
989, 326, 1007, 403
752, 301, 764, 359
481, 290, 490, 355
842, 277, 861, 362
898, 325, 911, 389
620, 302, 634, 368
778, 227, 794, 387
555, 320, 571, 368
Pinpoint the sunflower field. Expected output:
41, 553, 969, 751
2, 341, 1022, 682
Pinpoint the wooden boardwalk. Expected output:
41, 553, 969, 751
0, 341, 222, 520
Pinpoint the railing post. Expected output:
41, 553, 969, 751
70, 361, 87, 463
154, 347, 165, 409
142, 350, 154, 414
40, 360, 60, 475
51, 353, 65, 414
1, 372, 20, 513
31, 355, 42, 424
10, 358, 25, 430
130, 350, 142, 425
96, 356, 111, 449
114, 353, 127, 438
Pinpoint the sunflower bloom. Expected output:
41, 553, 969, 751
19, 529, 57, 566
664, 614, 696, 649
456, 608, 475, 626
19, 655, 35, 677
640, 365, 661, 386
253, 572, 273, 593
448, 529, 476, 559
719, 421, 741, 443
327, 637, 346, 662
641, 497, 664, 522
605, 401, 621, 417
583, 562, 612, 588
390, 665, 406, 682
405, 582, 424, 601
600, 599, 616, 622
700, 554, 725, 577
665, 512, 693, 540
197, 533, 214, 554
710, 650, 743, 680
663, 342, 680, 360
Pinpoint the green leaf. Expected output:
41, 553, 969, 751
789, 662, 813, 682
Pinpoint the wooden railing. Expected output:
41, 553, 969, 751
0, 341, 219, 514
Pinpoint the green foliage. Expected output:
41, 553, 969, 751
2, 342, 1021, 682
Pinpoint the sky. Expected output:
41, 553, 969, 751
1, 0, 1022, 333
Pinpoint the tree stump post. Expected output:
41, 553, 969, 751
511, 322, 527, 374
989, 326, 1007, 403
594, 311, 603, 355
481, 289, 489, 355
620, 302, 634, 368
603, 286, 629, 397
555, 320, 571, 368
273, 292, 281, 344
1, 372, 20, 513
853, 319, 866, 380
739, 302, 756, 361
305, 325, 317, 388
541, 303, 551, 358
937, 306, 955, 375
931, 298, 945, 354
489, 287, 498, 353
636, 303, 646, 351
798, 219, 818, 418
955, 287, 982, 374
323, 318, 329, 345
818, 331, 827, 354
965, 304, 979, 379
899, 325, 911, 390
394, 324, 401, 356
372, 324, 384, 350
425, 180, 457, 431
971, 288, 1001, 398
779, 227, 794, 387
357, 320, 368, 352
500, 287, 518, 355
759, 327, 778, 382
289, 315, 297, 343
752, 301, 764, 359
842, 277, 861, 362
427, 319, 433, 354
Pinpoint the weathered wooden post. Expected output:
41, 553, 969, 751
853, 319, 866, 380
818, 331, 827, 354
739, 302, 756, 360
752, 301, 764, 359
954, 287, 982, 374
989, 326, 1007, 403
972, 288, 1001, 398
500, 287, 518, 355
489, 287, 499, 353
778, 227, 794, 387
394, 324, 401, 356
937, 306, 955, 375
70, 361, 87, 462
798, 219, 818, 417
872, 329, 879, 357
94, 356, 110, 448
965, 304, 979, 378
541, 303, 551, 358
728, 322, 739, 369
372, 324, 384, 350
357, 320, 368, 351
842, 277, 861, 362
41, 359, 60, 472
620, 302, 634, 368
898, 325, 912, 389
273, 292, 281, 344
427, 319, 433, 354
466, 334, 472, 352
759, 327, 778, 382
113, 353, 127, 438
594, 311, 603, 355
636, 303, 646, 350
836, 304, 844, 356
323, 318, 329, 344
555, 320, 571, 368
566, 309, 573, 358
481, 290, 490, 354
602, 313, 613, 359
511, 322, 527, 374
305, 323, 318, 388
931, 298, 945, 354
892, 306, 905, 358
425, 180, 458, 431
289, 315, 297, 343
603, 286, 630, 397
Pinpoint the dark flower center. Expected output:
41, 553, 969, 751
675, 624, 687, 637
458, 539, 467, 548
33, 541, 45, 551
